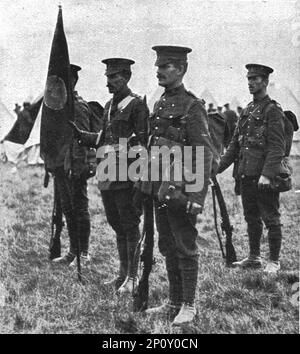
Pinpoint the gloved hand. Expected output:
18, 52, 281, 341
186, 201, 203, 215
68, 121, 98, 147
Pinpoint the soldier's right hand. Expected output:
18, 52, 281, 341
68, 120, 82, 139
68, 121, 98, 147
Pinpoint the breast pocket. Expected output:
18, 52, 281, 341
252, 115, 266, 140
165, 115, 187, 143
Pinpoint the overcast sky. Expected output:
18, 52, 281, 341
0, 0, 299, 114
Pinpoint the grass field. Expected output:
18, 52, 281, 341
0, 160, 299, 334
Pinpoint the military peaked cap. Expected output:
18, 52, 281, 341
102, 58, 135, 75
70, 64, 82, 73
152, 45, 192, 66
245, 63, 274, 78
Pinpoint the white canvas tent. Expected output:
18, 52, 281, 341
200, 88, 218, 108
0, 100, 23, 164
18, 103, 43, 165
0, 100, 15, 139
0, 95, 43, 165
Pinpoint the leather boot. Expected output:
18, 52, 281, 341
78, 211, 91, 255
248, 223, 263, 258
64, 210, 79, 256
117, 238, 140, 294
268, 225, 282, 262
165, 254, 183, 307
180, 256, 198, 307
104, 237, 127, 290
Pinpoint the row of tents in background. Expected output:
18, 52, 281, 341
1, 83, 300, 166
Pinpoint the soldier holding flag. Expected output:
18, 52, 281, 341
40, 7, 102, 269
51, 64, 102, 266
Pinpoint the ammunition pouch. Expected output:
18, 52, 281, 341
270, 157, 293, 193
270, 175, 292, 193
158, 180, 188, 211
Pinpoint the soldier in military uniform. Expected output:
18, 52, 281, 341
218, 64, 286, 274
70, 58, 148, 293
139, 46, 213, 325
52, 64, 102, 266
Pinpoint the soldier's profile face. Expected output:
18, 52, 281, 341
156, 63, 182, 88
247, 76, 267, 94
106, 73, 127, 94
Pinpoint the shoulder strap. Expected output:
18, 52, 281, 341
117, 95, 135, 111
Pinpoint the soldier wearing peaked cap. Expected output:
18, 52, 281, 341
138, 46, 213, 325
52, 64, 103, 266
218, 64, 287, 274
70, 57, 149, 293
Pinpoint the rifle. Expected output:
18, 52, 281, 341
211, 176, 237, 266
49, 177, 63, 260
69, 108, 82, 282
133, 195, 154, 312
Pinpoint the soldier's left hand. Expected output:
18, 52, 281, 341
186, 201, 203, 215
258, 175, 271, 190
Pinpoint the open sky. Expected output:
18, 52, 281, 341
0, 0, 299, 114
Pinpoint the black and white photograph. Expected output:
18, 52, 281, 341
0, 0, 299, 339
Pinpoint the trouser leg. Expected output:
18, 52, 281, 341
116, 234, 128, 279
258, 190, 282, 262
72, 176, 90, 254
154, 200, 183, 306
101, 190, 127, 280
167, 209, 199, 306
241, 177, 263, 257
115, 187, 141, 279
54, 167, 78, 254
165, 254, 183, 306
267, 225, 282, 262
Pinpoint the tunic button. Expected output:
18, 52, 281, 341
163, 98, 166, 101
155, 127, 158, 130
156, 117, 160, 120
170, 115, 173, 118
159, 107, 162, 110
172, 104, 175, 107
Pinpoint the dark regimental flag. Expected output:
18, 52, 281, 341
4, 97, 43, 145
40, 5, 74, 171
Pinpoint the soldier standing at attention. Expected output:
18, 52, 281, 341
218, 64, 286, 274
70, 58, 148, 293
140, 46, 213, 325
52, 64, 101, 266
